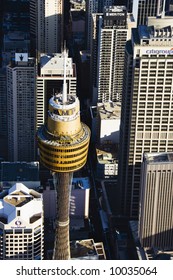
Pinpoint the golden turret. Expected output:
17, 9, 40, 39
37, 93, 90, 172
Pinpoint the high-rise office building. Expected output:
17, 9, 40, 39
2, 1, 30, 66
30, 0, 64, 58
86, 1, 132, 52
37, 50, 90, 259
132, 0, 167, 26
139, 152, 173, 250
90, 12, 103, 96
36, 52, 77, 129
96, 6, 135, 103
0, 69, 7, 138
118, 16, 173, 219
0, 69, 7, 160
86, 0, 114, 51
7, 53, 36, 162
0, 183, 44, 260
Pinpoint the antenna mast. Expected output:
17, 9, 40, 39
62, 48, 67, 104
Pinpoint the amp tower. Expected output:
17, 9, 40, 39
37, 50, 90, 259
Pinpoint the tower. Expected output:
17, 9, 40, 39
37, 50, 90, 259
139, 152, 173, 250
7, 53, 36, 162
118, 16, 173, 219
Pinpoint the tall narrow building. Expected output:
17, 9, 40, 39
96, 6, 135, 103
0, 69, 7, 160
86, 0, 114, 52
30, 0, 64, 59
118, 16, 173, 219
7, 53, 36, 162
37, 50, 90, 259
139, 152, 173, 250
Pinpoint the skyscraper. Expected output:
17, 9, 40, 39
37, 50, 90, 259
132, 0, 166, 26
30, 0, 64, 59
118, 16, 173, 219
96, 6, 135, 103
0, 70, 7, 137
86, 0, 114, 52
139, 152, 173, 250
7, 53, 36, 162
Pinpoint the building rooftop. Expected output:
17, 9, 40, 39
70, 239, 106, 260
144, 152, 173, 164
4, 191, 33, 207
1, 161, 40, 182
40, 53, 75, 77
0, 183, 42, 226
104, 5, 126, 14
3, 183, 41, 206
97, 102, 121, 120
96, 147, 118, 164
133, 17, 173, 47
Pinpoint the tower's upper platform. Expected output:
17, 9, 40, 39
37, 50, 90, 173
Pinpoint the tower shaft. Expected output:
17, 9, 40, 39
53, 172, 72, 260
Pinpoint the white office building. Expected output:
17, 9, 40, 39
0, 183, 44, 260
139, 152, 173, 250
118, 16, 173, 219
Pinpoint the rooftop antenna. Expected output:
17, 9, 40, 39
62, 43, 68, 104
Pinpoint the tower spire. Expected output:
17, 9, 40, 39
62, 48, 68, 104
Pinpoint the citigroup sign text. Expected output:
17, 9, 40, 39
146, 49, 173, 55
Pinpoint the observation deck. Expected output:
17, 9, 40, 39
37, 94, 90, 172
